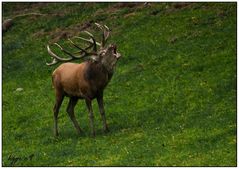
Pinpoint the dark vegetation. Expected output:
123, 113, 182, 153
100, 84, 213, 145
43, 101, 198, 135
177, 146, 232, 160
2, 2, 236, 166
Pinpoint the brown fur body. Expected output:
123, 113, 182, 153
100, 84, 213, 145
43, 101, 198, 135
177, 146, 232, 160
52, 61, 112, 100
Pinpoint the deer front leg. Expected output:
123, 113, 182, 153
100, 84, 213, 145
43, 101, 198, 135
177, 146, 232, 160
97, 94, 109, 133
85, 99, 95, 137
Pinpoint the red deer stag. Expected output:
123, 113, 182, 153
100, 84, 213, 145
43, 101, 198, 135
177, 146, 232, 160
46, 23, 121, 137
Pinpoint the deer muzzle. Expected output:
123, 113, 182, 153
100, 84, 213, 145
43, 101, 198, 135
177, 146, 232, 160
114, 52, 121, 59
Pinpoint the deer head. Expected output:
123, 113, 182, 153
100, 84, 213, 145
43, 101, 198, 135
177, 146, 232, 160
46, 23, 121, 71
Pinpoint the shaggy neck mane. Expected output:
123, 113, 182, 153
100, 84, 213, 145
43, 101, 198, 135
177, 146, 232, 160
88, 57, 115, 76
101, 61, 115, 75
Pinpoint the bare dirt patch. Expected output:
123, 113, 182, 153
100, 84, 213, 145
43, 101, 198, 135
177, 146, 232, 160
173, 3, 191, 9
33, 20, 95, 43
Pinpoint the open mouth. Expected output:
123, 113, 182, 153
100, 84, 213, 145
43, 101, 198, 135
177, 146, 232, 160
113, 48, 116, 54
111, 45, 121, 59
114, 53, 121, 59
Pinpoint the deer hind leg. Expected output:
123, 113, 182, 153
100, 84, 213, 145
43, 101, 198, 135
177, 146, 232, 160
85, 99, 95, 137
97, 94, 109, 133
53, 90, 64, 137
67, 97, 83, 135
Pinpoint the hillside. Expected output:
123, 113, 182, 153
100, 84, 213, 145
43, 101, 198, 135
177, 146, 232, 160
2, 2, 236, 166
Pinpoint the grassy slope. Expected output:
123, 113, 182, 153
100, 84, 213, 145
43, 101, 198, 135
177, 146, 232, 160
2, 2, 236, 166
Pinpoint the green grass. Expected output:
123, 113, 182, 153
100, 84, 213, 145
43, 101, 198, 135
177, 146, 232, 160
2, 2, 236, 166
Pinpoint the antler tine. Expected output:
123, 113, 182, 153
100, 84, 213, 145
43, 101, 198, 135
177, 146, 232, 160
83, 31, 97, 52
46, 43, 90, 66
68, 38, 99, 55
75, 36, 101, 46
46, 58, 58, 66
95, 22, 110, 48
72, 30, 101, 49
103, 25, 110, 40
95, 23, 104, 30
104, 25, 109, 30
47, 44, 73, 61
54, 43, 84, 59
84, 30, 93, 37
68, 38, 90, 54
72, 43, 94, 54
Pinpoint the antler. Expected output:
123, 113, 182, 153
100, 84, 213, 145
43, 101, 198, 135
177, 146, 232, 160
95, 23, 110, 48
46, 42, 95, 66
75, 23, 110, 49
46, 23, 111, 66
